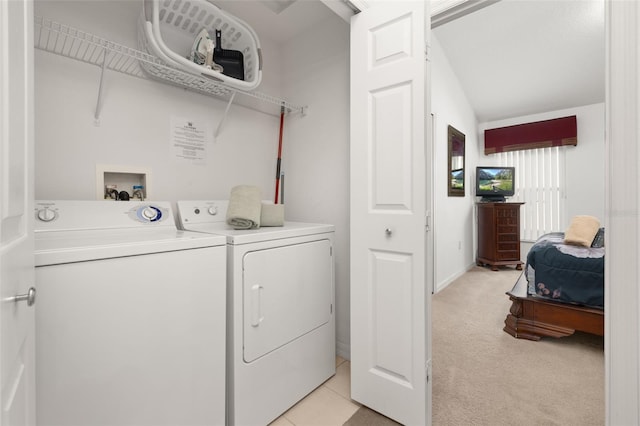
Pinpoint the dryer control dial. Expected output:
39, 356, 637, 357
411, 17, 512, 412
207, 206, 218, 216
36, 208, 57, 222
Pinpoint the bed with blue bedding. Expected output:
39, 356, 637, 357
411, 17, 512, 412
526, 232, 605, 309
504, 230, 605, 340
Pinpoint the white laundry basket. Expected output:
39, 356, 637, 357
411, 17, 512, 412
139, 0, 262, 91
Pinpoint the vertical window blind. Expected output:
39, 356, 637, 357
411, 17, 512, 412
496, 147, 566, 241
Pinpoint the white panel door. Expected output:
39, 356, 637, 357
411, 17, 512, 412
0, 0, 36, 424
350, 2, 431, 425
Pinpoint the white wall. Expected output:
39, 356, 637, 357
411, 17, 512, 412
34, 1, 351, 356
479, 103, 606, 226
35, 1, 285, 203
431, 34, 479, 292
279, 17, 351, 358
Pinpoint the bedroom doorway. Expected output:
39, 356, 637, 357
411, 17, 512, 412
430, 0, 606, 422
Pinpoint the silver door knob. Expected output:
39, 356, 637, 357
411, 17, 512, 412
10, 287, 36, 306
385, 228, 393, 236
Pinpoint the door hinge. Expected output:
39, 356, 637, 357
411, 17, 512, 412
426, 359, 432, 383
425, 210, 431, 232
330, 303, 333, 314
425, 42, 430, 62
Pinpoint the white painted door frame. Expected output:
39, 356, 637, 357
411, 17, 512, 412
604, 1, 640, 424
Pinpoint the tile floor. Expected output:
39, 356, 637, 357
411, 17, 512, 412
268, 357, 359, 426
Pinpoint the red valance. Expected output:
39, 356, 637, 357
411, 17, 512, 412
484, 115, 577, 155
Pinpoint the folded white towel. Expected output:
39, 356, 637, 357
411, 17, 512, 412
260, 203, 285, 227
226, 185, 262, 229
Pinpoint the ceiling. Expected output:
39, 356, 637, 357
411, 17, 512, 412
214, 0, 605, 123
210, 0, 339, 44
433, 0, 605, 123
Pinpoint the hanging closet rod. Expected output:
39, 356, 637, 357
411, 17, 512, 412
34, 16, 306, 117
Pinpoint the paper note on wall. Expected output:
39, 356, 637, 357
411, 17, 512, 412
170, 117, 211, 164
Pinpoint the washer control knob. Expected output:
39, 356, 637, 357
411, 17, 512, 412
36, 208, 56, 222
142, 207, 158, 220
130, 205, 163, 223
207, 206, 218, 215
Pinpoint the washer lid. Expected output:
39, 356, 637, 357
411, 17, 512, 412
35, 228, 226, 266
181, 221, 335, 245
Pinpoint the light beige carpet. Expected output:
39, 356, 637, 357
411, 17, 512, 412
344, 266, 604, 426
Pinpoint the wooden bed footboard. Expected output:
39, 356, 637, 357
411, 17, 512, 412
504, 273, 604, 341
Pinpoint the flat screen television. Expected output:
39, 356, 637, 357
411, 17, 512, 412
476, 166, 515, 202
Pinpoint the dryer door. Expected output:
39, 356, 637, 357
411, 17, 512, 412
243, 239, 332, 363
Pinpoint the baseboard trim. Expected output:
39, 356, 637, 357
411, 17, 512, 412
435, 262, 476, 294
336, 340, 350, 361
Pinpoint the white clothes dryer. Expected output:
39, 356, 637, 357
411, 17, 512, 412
34, 200, 226, 426
177, 200, 335, 426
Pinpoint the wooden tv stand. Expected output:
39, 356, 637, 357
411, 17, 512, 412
476, 202, 524, 271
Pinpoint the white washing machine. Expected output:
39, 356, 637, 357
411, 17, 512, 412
177, 200, 335, 426
34, 200, 227, 426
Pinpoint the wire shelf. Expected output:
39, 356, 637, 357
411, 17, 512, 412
34, 16, 305, 115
